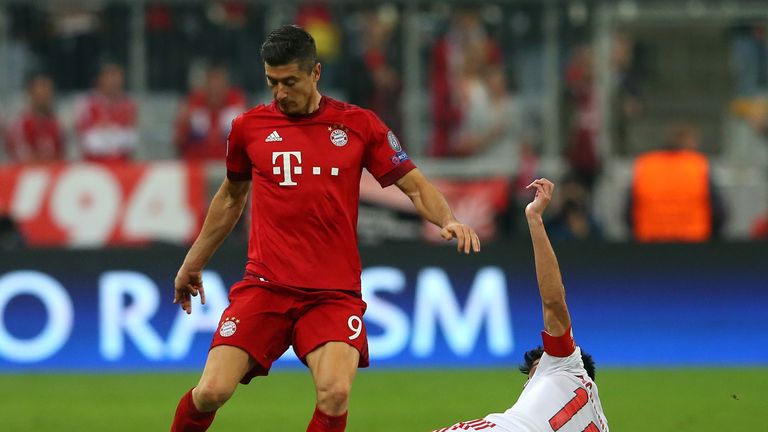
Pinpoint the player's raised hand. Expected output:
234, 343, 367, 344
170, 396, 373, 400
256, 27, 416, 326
525, 178, 555, 218
441, 222, 481, 254
173, 267, 206, 314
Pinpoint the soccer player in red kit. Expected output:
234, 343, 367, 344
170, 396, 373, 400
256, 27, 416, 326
170, 25, 481, 432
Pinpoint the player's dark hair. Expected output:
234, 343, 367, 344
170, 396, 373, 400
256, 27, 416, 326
519, 346, 596, 381
260, 25, 318, 73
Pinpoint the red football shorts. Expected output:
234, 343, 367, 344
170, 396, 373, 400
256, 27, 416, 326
210, 277, 369, 384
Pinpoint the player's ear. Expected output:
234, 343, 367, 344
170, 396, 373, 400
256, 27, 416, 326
312, 62, 321, 83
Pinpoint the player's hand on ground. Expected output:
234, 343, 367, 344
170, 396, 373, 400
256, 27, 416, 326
441, 222, 481, 254
174, 268, 206, 314
525, 178, 555, 219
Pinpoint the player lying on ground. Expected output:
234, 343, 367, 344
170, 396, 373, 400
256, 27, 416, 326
433, 178, 609, 432
170, 25, 480, 432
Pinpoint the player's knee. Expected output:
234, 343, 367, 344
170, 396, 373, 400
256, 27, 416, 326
194, 381, 235, 411
316, 381, 351, 413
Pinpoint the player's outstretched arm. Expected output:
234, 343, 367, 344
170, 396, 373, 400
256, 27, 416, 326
174, 177, 251, 314
395, 168, 480, 254
525, 178, 571, 336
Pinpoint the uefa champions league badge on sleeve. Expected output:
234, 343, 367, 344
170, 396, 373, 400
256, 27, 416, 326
388, 130, 409, 165
219, 316, 240, 337
328, 124, 349, 147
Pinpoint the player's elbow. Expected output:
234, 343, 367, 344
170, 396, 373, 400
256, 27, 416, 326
402, 187, 421, 203
223, 195, 247, 212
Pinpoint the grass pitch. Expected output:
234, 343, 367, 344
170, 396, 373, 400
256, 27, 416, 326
1, 368, 765, 431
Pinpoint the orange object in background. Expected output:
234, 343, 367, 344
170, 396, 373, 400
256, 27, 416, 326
631, 150, 712, 242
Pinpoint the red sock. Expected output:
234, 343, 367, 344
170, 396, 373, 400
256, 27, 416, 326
306, 405, 347, 432
170, 388, 216, 432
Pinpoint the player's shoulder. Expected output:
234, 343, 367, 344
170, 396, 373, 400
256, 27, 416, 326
240, 103, 274, 118
324, 96, 379, 122
234, 103, 278, 126
537, 346, 586, 377
324, 96, 361, 112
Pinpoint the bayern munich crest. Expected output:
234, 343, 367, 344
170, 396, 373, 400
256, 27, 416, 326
219, 317, 239, 337
328, 124, 349, 147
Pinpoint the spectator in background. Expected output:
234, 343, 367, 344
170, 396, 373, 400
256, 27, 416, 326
145, 2, 180, 91
43, 3, 104, 91
430, 7, 502, 157
626, 123, 726, 242
564, 45, 600, 190
347, 7, 401, 135
75, 63, 138, 162
175, 65, 246, 159
612, 31, 644, 151
752, 213, 768, 240
0, 198, 24, 249
0, 211, 24, 250
446, 65, 530, 175
731, 24, 767, 98
728, 25, 768, 136
297, 1, 342, 88
547, 175, 602, 241
4, 73, 65, 163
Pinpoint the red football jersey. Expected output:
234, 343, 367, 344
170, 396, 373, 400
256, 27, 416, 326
75, 93, 138, 162
175, 88, 246, 160
226, 96, 415, 291
4, 110, 64, 163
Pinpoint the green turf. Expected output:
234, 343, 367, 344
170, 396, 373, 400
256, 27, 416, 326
1, 368, 766, 431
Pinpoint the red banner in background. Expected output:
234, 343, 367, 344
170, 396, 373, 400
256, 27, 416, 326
0, 164, 508, 247
0, 162, 206, 247
358, 172, 510, 241
424, 178, 510, 240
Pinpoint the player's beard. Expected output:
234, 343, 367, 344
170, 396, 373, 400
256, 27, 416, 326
277, 99, 293, 113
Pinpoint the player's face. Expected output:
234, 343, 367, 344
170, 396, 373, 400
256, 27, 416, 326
265, 62, 321, 115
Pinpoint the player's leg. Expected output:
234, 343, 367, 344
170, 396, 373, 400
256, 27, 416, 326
305, 342, 360, 432
292, 289, 369, 432
171, 345, 254, 432
194, 345, 256, 410
307, 342, 360, 415
171, 279, 293, 432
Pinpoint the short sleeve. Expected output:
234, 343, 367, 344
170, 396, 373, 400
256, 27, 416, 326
363, 112, 416, 187
226, 114, 252, 181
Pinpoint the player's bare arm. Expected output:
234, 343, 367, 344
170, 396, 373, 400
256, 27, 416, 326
395, 168, 480, 254
174, 177, 251, 314
525, 178, 571, 336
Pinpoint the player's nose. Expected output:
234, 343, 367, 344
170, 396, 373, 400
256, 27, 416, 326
275, 85, 289, 101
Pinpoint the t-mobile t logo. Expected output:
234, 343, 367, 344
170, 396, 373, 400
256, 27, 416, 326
272, 151, 340, 186
272, 151, 302, 186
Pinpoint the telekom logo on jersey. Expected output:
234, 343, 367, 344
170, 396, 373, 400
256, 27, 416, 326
272, 151, 340, 186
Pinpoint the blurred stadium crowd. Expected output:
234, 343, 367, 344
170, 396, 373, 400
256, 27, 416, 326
1, 0, 768, 246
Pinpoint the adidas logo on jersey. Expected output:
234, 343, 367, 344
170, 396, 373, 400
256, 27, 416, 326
265, 131, 283, 142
